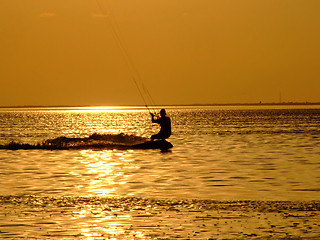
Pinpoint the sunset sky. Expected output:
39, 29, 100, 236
1, 0, 319, 106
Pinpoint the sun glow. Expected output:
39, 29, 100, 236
73, 106, 147, 112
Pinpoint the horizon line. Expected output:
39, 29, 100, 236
1, 101, 320, 109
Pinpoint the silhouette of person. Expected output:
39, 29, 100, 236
150, 109, 171, 140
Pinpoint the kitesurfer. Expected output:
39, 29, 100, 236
150, 109, 171, 140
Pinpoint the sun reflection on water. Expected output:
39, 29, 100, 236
70, 151, 147, 238
73, 206, 146, 239
78, 150, 138, 197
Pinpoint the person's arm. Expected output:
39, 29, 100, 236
150, 113, 155, 122
150, 113, 159, 123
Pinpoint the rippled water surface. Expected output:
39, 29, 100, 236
0, 106, 320, 200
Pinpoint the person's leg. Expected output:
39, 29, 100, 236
151, 133, 161, 140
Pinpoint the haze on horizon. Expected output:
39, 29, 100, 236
1, 0, 320, 107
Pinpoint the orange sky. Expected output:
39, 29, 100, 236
1, 0, 320, 106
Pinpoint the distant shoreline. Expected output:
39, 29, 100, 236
1, 102, 320, 109
172, 102, 320, 107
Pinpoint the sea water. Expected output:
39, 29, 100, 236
0, 105, 319, 201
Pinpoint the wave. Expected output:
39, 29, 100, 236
0, 195, 319, 211
0, 133, 173, 150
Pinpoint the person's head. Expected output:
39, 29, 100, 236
160, 109, 166, 117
